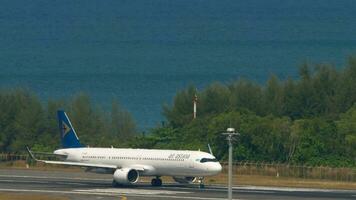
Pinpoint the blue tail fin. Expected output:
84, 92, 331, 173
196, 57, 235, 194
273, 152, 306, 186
57, 110, 83, 148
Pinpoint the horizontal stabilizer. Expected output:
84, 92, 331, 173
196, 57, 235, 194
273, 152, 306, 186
26, 146, 37, 161
26, 147, 116, 169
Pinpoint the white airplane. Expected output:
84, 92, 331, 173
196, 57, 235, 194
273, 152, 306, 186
27, 110, 222, 187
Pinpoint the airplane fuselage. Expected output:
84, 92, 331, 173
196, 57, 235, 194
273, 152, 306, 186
55, 147, 222, 177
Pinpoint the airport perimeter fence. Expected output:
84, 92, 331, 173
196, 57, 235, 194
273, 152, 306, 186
0, 153, 355, 182
0, 152, 59, 163
220, 161, 356, 182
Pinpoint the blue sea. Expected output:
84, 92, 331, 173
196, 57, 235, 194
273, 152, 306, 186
0, 0, 356, 130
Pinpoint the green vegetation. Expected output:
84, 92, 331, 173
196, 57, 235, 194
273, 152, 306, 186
134, 57, 356, 167
0, 91, 137, 152
1, 57, 356, 167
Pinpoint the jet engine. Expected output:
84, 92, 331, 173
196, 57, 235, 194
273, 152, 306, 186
113, 168, 139, 184
172, 176, 196, 184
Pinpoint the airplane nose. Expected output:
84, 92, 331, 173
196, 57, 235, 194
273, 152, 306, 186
216, 163, 222, 172
211, 163, 222, 174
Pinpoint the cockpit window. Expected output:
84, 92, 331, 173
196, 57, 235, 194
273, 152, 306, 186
200, 158, 218, 163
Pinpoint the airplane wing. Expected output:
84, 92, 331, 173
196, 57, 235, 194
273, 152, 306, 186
26, 147, 117, 169
37, 160, 118, 169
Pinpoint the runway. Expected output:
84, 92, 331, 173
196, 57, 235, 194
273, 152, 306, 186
0, 169, 355, 200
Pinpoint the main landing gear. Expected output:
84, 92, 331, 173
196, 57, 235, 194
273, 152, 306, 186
112, 180, 120, 187
198, 177, 205, 189
151, 176, 162, 186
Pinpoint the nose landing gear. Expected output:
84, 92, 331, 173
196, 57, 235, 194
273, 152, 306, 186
198, 177, 204, 188
151, 176, 162, 186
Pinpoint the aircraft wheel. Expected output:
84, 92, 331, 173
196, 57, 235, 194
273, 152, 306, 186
151, 178, 162, 186
198, 177, 205, 189
156, 178, 162, 186
112, 180, 120, 187
151, 178, 157, 186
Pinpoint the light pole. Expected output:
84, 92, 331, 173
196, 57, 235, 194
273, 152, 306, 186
222, 127, 239, 200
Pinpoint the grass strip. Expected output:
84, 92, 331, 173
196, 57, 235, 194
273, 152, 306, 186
0, 192, 68, 200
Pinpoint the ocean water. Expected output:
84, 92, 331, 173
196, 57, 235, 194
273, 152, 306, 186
0, 0, 356, 129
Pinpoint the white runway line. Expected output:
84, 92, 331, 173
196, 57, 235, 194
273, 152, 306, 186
75, 188, 191, 195
0, 188, 245, 200
160, 185, 275, 194
233, 185, 356, 193
0, 179, 50, 184
0, 174, 110, 181
0, 179, 88, 186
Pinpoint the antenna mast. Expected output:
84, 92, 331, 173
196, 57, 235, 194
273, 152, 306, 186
193, 93, 197, 119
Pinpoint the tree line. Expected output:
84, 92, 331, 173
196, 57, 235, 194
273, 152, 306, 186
0, 90, 136, 152
1, 57, 356, 167
134, 57, 356, 167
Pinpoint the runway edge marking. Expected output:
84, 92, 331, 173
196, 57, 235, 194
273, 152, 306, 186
0, 174, 109, 181
0, 189, 245, 200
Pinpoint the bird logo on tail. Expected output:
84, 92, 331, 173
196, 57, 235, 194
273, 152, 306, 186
61, 121, 71, 137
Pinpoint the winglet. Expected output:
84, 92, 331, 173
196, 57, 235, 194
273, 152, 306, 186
208, 144, 213, 156
26, 146, 38, 161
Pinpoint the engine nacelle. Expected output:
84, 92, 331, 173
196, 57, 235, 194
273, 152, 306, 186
113, 168, 139, 184
172, 176, 196, 184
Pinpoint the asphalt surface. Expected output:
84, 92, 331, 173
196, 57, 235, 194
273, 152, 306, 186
0, 169, 355, 200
